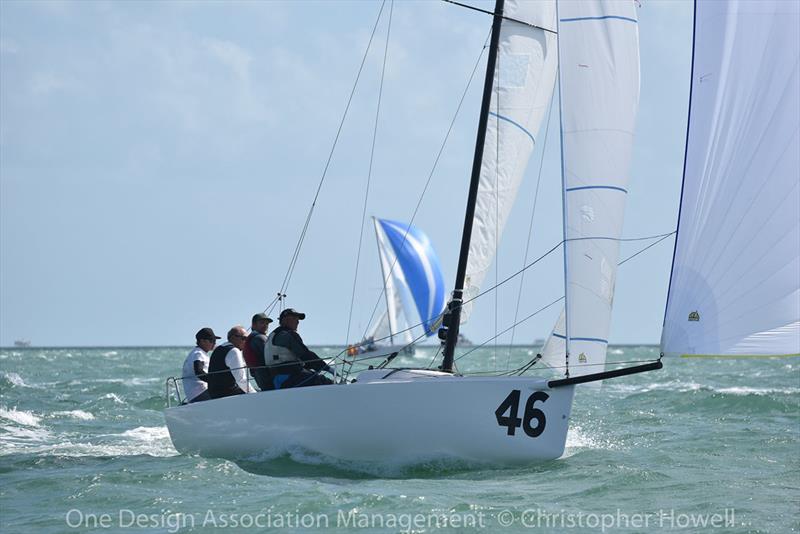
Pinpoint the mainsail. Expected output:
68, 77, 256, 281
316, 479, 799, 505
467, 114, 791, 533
541, 0, 641, 376
661, 0, 800, 357
461, 0, 558, 322
372, 218, 446, 339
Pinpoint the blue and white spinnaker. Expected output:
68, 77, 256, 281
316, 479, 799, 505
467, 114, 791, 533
363, 218, 446, 351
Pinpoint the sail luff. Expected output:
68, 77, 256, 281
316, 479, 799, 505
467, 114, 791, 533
555, 0, 571, 372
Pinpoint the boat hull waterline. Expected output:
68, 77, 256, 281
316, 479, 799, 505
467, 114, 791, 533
164, 372, 575, 465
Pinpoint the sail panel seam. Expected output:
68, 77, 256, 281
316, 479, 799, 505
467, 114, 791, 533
559, 16, 637, 24
566, 185, 628, 193
488, 111, 536, 144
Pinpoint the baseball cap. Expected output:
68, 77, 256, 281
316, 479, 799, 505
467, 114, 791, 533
279, 308, 306, 320
195, 327, 221, 342
251, 313, 274, 323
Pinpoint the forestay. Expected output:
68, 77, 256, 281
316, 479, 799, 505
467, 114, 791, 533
461, 0, 558, 322
661, 0, 800, 357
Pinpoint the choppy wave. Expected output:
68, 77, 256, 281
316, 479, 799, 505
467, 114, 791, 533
51, 410, 95, 421
607, 380, 800, 396
0, 371, 41, 389
1, 423, 177, 458
0, 406, 42, 427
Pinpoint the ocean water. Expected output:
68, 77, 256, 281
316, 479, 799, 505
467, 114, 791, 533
0, 346, 798, 533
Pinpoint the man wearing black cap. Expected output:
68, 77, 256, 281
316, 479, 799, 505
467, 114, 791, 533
262, 308, 333, 390
243, 313, 273, 391
181, 327, 220, 403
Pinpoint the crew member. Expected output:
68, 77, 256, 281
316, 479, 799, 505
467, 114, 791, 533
242, 312, 273, 391
264, 308, 334, 390
181, 327, 219, 403
207, 326, 251, 399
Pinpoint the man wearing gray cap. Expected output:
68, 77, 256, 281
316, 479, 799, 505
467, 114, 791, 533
181, 327, 220, 403
262, 308, 333, 390
243, 313, 273, 391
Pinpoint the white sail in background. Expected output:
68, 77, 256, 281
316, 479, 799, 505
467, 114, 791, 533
374, 217, 402, 343
540, 308, 565, 368
553, 0, 641, 376
661, 0, 800, 358
461, 0, 558, 322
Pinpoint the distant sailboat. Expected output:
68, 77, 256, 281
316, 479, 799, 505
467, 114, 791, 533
349, 218, 446, 356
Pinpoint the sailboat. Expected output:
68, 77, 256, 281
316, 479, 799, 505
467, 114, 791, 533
164, 0, 799, 464
348, 218, 446, 356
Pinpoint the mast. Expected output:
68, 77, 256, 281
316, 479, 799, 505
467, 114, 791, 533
441, 0, 505, 373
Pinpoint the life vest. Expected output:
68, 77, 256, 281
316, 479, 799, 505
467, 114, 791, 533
242, 332, 266, 368
207, 344, 243, 398
264, 330, 302, 371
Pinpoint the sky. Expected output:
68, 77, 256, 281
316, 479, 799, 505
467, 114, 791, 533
0, 0, 693, 347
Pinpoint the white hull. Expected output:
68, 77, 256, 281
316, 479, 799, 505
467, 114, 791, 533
165, 371, 575, 465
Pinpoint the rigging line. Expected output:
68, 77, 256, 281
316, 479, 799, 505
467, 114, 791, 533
455, 295, 564, 361
441, 0, 557, 34
345, 0, 394, 346
337, 228, 673, 366
618, 231, 675, 266
507, 87, 555, 364
459, 230, 678, 310
270, 0, 388, 305
427, 344, 443, 370
359, 28, 492, 341
453, 232, 677, 364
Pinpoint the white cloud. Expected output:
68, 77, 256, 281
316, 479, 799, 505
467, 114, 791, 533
203, 38, 252, 83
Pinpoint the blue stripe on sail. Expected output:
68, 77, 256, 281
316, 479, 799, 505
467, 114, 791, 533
378, 219, 446, 337
553, 333, 608, 344
489, 112, 535, 144
566, 185, 628, 193
573, 337, 609, 344
560, 15, 638, 24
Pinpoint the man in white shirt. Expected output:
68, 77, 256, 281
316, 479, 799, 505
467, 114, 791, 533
207, 326, 252, 399
181, 327, 219, 403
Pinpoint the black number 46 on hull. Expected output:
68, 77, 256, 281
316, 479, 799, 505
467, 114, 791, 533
495, 390, 548, 437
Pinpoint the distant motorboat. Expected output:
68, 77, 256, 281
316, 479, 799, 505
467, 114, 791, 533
13, 340, 31, 348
